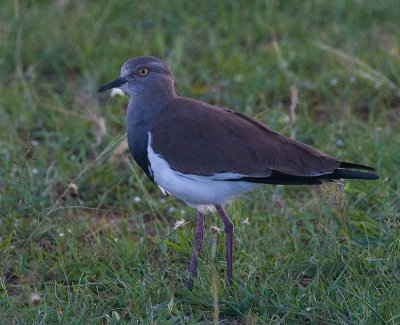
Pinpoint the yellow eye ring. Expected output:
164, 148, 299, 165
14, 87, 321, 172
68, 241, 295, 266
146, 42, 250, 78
138, 68, 149, 76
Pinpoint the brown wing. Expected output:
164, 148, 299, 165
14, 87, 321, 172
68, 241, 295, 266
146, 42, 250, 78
151, 97, 340, 177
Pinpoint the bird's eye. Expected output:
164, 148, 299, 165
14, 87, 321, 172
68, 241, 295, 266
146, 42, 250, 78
138, 68, 149, 76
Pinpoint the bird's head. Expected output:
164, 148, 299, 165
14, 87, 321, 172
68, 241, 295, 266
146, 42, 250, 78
98, 56, 175, 98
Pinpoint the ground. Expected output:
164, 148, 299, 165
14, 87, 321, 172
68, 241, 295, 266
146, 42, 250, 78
1, 1, 399, 324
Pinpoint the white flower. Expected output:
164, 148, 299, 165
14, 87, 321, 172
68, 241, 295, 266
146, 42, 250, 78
31, 293, 41, 306
133, 196, 141, 203
241, 217, 250, 225
173, 219, 187, 230
68, 182, 78, 192
234, 74, 243, 82
336, 138, 344, 147
110, 88, 125, 97
211, 226, 221, 234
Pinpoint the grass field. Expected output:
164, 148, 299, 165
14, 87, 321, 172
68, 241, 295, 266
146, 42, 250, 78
1, 1, 400, 324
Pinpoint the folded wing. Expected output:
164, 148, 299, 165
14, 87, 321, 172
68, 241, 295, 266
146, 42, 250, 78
151, 97, 378, 184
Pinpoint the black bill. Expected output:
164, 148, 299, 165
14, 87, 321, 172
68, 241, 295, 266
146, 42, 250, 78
97, 77, 127, 92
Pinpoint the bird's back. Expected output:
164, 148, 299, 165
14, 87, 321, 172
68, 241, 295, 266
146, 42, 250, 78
150, 96, 341, 179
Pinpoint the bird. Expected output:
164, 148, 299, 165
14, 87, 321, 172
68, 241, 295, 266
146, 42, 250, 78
98, 56, 379, 289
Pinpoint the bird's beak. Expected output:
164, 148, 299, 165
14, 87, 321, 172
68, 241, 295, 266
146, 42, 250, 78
97, 77, 127, 92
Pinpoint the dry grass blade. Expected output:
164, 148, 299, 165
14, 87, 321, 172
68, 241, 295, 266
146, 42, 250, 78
211, 265, 219, 325
315, 41, 400, 94
289, 86, 298, 139
18, 133, 126, 248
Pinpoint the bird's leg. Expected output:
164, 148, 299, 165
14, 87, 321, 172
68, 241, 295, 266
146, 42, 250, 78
215, 204, 234, 285
188, 209, 205, 289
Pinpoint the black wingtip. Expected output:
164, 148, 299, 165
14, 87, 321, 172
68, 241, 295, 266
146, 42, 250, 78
340, 161, 376, 171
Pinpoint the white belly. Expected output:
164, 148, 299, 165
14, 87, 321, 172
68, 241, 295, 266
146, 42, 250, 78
147, 133, 258, 207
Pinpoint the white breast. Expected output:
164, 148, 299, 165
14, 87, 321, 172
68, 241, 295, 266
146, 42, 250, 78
147, 132, 258, 207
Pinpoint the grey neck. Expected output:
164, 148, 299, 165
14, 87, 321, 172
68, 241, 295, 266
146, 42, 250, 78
127, 85, 176, 124
125, 86, 176, 181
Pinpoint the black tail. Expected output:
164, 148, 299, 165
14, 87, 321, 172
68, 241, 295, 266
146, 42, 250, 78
228, 162, 379, 185
329, 168, 379, 180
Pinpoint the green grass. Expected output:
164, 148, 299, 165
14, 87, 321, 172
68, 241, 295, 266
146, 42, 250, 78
1, 0, 399, 323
